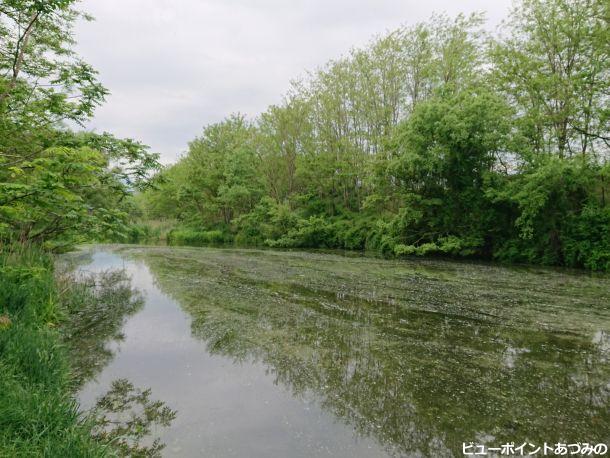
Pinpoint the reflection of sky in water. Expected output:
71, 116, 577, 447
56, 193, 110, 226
77, 248, 386, 458
78, 250, 126, 274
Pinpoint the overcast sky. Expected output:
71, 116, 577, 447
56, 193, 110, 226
75, 0, 513, 164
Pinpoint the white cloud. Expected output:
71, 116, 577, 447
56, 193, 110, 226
75, 0, 513, 164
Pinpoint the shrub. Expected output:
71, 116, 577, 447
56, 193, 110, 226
562, 206, 610, 271
167, 229, 230, 246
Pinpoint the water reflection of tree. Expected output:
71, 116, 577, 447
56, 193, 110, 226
91, 379, 177, 457
58, 265, 177, 456
143, 251, 609, 458
60, 269, 144, 388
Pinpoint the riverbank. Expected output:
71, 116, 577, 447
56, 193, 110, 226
126, 219, 610, 275
0, 245, 176, 457
0, 245, 110, 456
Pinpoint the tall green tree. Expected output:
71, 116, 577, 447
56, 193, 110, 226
382, 86, 512, 255
0, 0, 160, 246
181, 115, 262, 226
492, 0, 610, 159
0, 0, 106, 157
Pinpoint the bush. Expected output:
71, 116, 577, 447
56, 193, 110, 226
489, 158, 610, 271
562, 206, 610, 271
266, 216, 333, 248
123, 219, 177, 244
167, 228, 230, 246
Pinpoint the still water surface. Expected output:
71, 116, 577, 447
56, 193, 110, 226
66, 246, 609, 457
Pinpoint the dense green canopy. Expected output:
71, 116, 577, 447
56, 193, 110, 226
138, 0, 610, 270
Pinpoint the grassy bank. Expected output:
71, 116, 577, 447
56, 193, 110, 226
125, 219, 177, 245
0, 245, 110, 456
0, 245, 176, 457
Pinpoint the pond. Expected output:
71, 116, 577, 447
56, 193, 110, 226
66, 245, 609, 457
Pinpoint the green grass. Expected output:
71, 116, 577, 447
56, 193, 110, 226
0, 244, 111, 457
125, 219, 177, 244
167, 228, 230, 246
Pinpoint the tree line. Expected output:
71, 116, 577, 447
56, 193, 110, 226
137, 0, 610, 270
1, 0, 608, 270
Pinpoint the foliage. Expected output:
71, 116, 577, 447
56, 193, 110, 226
488, 156, 610, 268
0, 2, 160, 248
167, 228, 230, 246
375, 85, 512, 256
124, 219, 176, 244
491, 0, 610, 159
137, 0, 609, 270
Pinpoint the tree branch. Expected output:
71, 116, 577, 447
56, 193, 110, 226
0, 10, 41, 104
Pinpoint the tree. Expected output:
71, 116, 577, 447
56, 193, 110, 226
383, 86, 512, 255
487, 155, 609, 268
257, 98, 313, 204
0, 0, 106, 159
0, 1, 160, 246
181, 115, 262, 226
492, 0, 610, 160
135, 2, 609, 270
